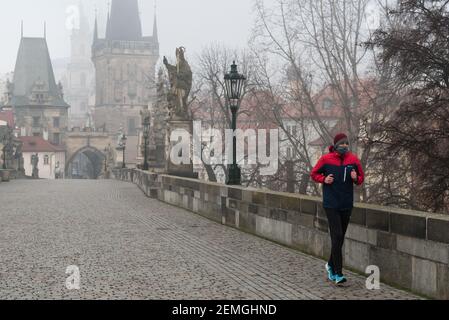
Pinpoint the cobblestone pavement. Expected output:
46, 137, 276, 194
0, 180, 421, 300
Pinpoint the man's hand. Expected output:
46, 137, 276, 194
351, 169, 357, 182
324, 174, 334, 185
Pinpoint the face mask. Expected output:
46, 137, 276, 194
336, 145, 349, 155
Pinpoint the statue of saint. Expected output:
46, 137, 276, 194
163, 47, 193, 120
6, 79, 14, 103
31, 153, 39, 179
140, 105, 151, 159
140, 105, 151, 126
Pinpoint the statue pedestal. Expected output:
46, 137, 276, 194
165, 119, 198, 179
0, 169, 10, 182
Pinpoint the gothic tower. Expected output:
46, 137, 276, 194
66, 1, 95, 128
4, 30, 70, 147
92, 0, 159, 144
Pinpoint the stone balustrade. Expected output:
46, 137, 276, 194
114, 168, 449, 299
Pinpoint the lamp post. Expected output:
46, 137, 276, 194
224, 61, 246, 186
103, 146, 108, 174
118, 133, 127, 169
2, 145, 6, 170
142, 117, 150, 171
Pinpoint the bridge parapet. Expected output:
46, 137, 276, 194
114, 168, 449, 299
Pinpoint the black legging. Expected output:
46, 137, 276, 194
325, 208, 352, 276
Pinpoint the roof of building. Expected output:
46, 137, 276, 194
0, 109, 14, 127
308, 119, 348, 147
107, 0, 143, 41
8, 37, 69, 108
18, 136, 65, 153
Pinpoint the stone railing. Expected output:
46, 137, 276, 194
114, 168, 449, 299
0, 168, 18, 182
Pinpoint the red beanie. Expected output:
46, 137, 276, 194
334, 133, 348, 145
329, 133, 348, 152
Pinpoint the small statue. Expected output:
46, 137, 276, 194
140, 105, 151, 159
58, 81, 64, 99
55, 161, 61, 179
140, 105, 151, 127
31, 153, 39, 179
163, 47, 193, 120
6, 79, 14, 103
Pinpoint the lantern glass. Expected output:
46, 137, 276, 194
143, 120, 150, 136
224, 61, 246, 107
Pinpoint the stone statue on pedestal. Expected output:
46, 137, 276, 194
162, 47, 197, 179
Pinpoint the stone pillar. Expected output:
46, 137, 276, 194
165, 119, 198, 179
286, 160, 295, 193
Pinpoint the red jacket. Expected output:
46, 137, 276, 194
311, 151, 364, 209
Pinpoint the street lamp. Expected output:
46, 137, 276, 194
103, 146, 108, 173
142, 117, 150, 171
2, 145, 6, 170
224, 61, 246, 185
118, 133, 127, 169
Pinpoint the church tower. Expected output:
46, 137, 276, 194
92, 0, 159, 144
66, 1, 95, 128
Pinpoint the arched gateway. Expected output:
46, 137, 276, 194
65, 130, 116, 179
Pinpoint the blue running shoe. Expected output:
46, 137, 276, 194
325, 263, 336, 281
334, 274, 347, 285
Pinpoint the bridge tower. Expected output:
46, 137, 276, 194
92, 0, 159, 166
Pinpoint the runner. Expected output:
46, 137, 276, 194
310, 133, 365, 285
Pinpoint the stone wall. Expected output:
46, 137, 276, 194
115, 168, 449, 299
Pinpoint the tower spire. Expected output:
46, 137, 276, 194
44, 21, 46, 39
153, 1, 158, 42
78, 0, 89, 32
107, 0, 142, 41
93, 8, 98, 43
106, 2, 111, 39
21, 20, 23, 38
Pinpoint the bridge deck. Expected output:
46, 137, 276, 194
0, 180, 420, 299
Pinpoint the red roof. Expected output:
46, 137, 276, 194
0, 109, 14, 127
309, 119, 349, 147
18, 136, 65, 153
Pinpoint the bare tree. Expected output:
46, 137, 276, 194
250, 0, 382, 198
366, 0, 449, 213
192, 44, 258, 183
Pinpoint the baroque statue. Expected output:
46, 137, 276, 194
31, 153, 39, 179
163, 47, 193, 120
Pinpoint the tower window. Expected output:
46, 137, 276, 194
323, 98, 334, 110
44, 155, 49, 165
80, 73, 86, 88
53, 133, 60, 145
33, 116, 40, 127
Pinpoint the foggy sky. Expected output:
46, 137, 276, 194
0, 0, 256, 75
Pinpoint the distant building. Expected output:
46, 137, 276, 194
18, 136, 65, 179
0, 72, 14, 104
63, 2, 95, 129
3, 33, 70, 147
92, 0, 159, 166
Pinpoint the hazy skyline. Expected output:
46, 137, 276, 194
0, 0, 257, 75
